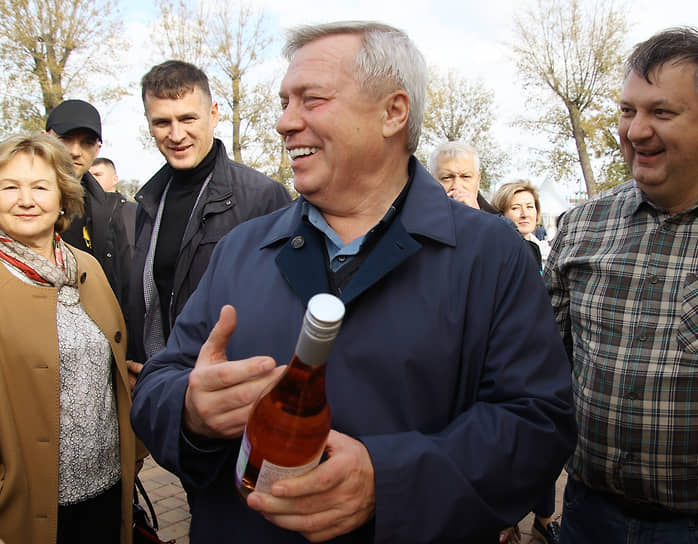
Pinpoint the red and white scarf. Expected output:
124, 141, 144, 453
0, 229, 77, 289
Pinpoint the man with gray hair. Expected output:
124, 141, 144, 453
132, 21, 575, 543
429, 141, 498, 213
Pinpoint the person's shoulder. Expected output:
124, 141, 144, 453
80, 171, 106, 201
563, 180, 635, 224
219, 152, 269, 180
218, 199, 298, 244
139, 163, 170, 192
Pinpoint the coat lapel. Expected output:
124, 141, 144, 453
340, 219, 421, 304
275, 220, 330, 306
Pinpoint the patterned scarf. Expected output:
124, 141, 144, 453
0, 228, 77, 289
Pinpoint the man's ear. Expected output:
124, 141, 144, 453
382, 90, 409, 139
211, 101, 220, 128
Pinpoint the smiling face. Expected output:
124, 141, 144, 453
145, 86, 218, 170
276, 34, 394, 211
503, 190, 538, 238
0, 152, 62, 259
619, 61, 698, 212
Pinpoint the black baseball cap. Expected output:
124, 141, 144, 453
46, 99, 102, 142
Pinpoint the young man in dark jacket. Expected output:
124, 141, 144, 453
127, 60, 291, 371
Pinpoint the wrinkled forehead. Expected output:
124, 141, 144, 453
437, 152, 476, 170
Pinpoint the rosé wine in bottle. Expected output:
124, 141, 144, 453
235, 293, 344, 499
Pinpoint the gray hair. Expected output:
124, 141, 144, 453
428, 141, 481, 176
282, 21, 427, 154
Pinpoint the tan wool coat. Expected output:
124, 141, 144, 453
0, 247, 135, 544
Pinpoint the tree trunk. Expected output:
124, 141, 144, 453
232, 75, 242, 162
567, 102, 598, 198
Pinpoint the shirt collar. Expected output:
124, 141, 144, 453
260, 156, 457, 248
623, 180, 698, 218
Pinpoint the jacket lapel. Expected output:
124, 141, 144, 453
340, 219, 421, 304
275, 220, 330, 306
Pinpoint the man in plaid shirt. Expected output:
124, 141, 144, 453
545, 26, 698, 543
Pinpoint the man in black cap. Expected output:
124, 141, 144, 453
46, 99, 130, 309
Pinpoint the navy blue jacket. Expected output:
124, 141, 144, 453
131, 158, 576, 543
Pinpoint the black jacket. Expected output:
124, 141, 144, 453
127, 140, 292, 362
61, 171, 130, 310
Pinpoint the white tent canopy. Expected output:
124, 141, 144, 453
536, 178, 571, 239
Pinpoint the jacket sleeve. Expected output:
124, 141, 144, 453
361, 239, 577, 543
130, 239, 237, 486
543, 212, 573, 363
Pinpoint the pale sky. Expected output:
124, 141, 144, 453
98, 0, 698, 189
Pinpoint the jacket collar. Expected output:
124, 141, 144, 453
82, 171, 107, 204
264, 157, 457, 305
135, 139, 234, 217
260, 157, 456, 249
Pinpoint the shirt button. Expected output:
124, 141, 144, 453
291, 236, 304, 249
106, 252, 112, 258
639, 333, 648, 342
625, 391, 638, 400
338, 255, 347, 262
649, 275, 658, 284
624, 452, 634, 463
114, 331, 122, 343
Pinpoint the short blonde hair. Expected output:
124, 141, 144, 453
0, 132, 84, 233
492, 180, 541, 224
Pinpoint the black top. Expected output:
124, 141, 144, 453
154, 141, 218, 339
525, 239, 542, 271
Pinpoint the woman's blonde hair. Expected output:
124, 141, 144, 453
0, 132, 84, 233
492, 180, 541, 224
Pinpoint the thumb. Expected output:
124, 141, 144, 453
196, 304, 237, 367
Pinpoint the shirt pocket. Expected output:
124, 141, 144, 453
678, 273, 698, 353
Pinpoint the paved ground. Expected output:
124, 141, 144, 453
139, 457, 190, 544
140, 456, 567, 544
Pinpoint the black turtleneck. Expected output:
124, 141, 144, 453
154, 139, 219, 338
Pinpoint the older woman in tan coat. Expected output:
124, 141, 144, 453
0, 133, 135, 544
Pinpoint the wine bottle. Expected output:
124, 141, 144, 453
235, 293, 345, 499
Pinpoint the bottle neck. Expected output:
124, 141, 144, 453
295, 327, 336, 367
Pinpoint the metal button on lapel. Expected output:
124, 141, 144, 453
291, 236, 305, 249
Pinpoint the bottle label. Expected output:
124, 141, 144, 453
255, 452, 323, 494
235, 429, 251, 488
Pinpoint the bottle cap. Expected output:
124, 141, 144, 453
305, 294, 345, 341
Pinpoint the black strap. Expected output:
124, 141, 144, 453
134, 475, 159, 531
